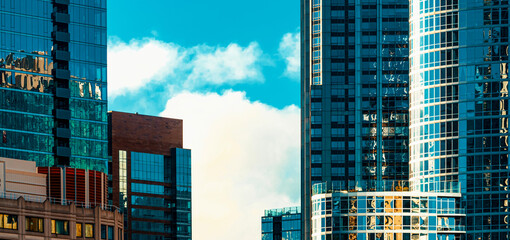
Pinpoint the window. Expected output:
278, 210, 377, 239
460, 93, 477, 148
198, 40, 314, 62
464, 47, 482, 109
313, 63, 321, 73
119, 150, 127, 209
76, 223, 83, 237
51, 219, 69, 235
85, 224, 94, 238
101, 225, 106, 239
0, 214, 18, 230
313, 76, 322, 85
26, 216, 44, 233
108, 226, 114, 240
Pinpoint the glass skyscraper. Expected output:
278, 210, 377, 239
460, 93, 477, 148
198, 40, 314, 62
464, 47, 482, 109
303, 0, 510, 239
301, 0, 410, 238
0, 0, 108, 171
409, 0, 510, 239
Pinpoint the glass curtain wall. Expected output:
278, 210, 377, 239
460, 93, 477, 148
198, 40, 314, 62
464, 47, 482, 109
409, 0, 510, 239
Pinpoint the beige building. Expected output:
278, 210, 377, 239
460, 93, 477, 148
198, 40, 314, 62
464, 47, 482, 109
0, 157, 46, 201
0, 158, 124, 240
0, 197, 123, 240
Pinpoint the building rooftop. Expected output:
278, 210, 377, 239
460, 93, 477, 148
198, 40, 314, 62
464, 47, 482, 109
264, 206, 300, 217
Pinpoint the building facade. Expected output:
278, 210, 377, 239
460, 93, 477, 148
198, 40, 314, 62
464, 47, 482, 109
0, 157, 47, 201
311, 183, 465, 240
37, 166, 108, 207
0, 157, 122, 240
109, 111, 192, 240
409, 0, 510, 239
262, 207, 301, 240
0, 0, 108, 171
0, 195, 123, 240
301, 0, 410, 238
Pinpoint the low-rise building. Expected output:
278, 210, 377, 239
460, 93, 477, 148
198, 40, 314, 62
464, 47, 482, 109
109, 111, 192, 240
262, 207, 301, 240
0, 157, 46, 201
0, 157, 123, 240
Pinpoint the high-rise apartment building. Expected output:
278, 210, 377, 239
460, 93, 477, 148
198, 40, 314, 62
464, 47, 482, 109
301, 0, 410, 238
409, 0, 510, 239
109, 111, 192, 240
262, 207, 301, 240
303, 0, 510, 239
0, 0, 108, 171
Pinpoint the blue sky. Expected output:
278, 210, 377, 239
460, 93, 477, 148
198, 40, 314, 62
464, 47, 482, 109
107, 1, 301, 239
108, 0, 300, 114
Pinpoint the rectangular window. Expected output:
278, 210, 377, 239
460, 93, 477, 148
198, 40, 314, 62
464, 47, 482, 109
101, 225, 106, 239
26, 216, 44, 233
119, 150, 127, 209
313, 64, 321, 73
51, 219, 69, 235
313, 50, 321, 59
0, 214, 18, 230
313, 24, 321, 33
85, 223, 94, 238
76, 223, 83, 237
312, 76, 322, 85
108, 226, 114, 240
313, 37, 321, 47
313, 11, 321, 20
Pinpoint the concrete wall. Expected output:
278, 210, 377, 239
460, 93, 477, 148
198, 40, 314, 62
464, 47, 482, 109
0, 158, 47, 200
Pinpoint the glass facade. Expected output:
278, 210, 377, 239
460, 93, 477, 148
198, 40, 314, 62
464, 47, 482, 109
311, 190, 465, 240
262, 207, 301, 240
302, 0, 410, 238
409, 0, 510, 239
0, 0, 107, 171
128, 149, 191, 240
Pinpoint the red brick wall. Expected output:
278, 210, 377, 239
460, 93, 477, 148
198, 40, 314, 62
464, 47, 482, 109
109, 111, 184, 208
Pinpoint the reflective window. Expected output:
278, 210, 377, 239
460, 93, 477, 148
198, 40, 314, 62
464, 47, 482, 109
26, 216, 43, 233
51, 219, 69, 235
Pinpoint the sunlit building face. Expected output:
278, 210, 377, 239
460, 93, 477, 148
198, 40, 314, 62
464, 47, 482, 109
409, 0, 510, 239
301, 0, 411, 238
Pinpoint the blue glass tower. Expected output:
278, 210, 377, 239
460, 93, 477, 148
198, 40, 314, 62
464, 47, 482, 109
301, 0, 410, 238
409, 0, 510, 239
0, 0, 107, 171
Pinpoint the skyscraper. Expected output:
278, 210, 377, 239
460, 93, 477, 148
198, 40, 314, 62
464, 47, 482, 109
109, 111, 192, 240
0, 0, 108, 171
301, 0, 410, 238
409, 0, 510, 239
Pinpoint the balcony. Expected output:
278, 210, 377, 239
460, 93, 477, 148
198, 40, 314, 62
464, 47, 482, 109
54, 109, 71, 120
54, 0, 70, 5
55, 87, 70, 98
52, 50, 70, 62
52, 12, 70, 24
52, 31, 70, 43
55, 127, 71, 139
55, 146, 71, 157
52, 69, 70, 80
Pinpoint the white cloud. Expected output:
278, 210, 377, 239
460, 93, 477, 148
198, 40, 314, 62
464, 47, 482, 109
278, 32, 300, 78
186, 43, 264, 86
108, 38, 265, 98
107, 38, 182, 97
159, 90, 300, 240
